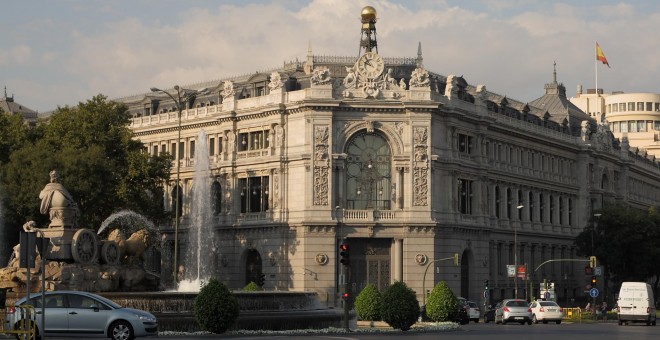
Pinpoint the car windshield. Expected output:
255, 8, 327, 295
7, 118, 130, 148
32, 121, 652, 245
506, 300, 528, 307
468, 302, 478, 308
540, 302, 558, 307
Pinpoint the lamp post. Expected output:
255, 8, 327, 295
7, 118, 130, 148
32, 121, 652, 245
515, 204, 524, 299
150, 85, 207, 285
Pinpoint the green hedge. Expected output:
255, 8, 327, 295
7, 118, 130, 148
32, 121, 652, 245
193, 278, 240, 334
425, 281, 458, 322
355, 283, 382, 321
379, 281, 419, 331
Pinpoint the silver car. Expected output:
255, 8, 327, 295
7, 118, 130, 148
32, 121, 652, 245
495, 299, 533, 325
5, 290, 158, 340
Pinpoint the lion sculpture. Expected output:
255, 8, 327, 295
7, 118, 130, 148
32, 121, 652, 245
107, 228, 150, 265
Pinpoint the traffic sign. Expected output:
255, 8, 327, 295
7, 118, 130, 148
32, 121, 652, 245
594, 266, 602, 276
483, 290, 489, 300
589, 288, 599, 298
544, 292, 551, 300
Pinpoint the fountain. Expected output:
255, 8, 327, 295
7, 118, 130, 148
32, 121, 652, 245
0, 167, 348, 332
177, 129, 214, 292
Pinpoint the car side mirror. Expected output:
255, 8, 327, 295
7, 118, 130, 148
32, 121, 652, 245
90, 303, 100, 311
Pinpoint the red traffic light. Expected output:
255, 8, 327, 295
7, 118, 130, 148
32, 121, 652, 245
340, 243, 348, 251
342, 292, 349, 300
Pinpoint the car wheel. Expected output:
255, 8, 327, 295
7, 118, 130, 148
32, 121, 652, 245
474, 318, 479, 323
502, 319, 507, 325
14, 319, 39, 340
618, 319, 623, 326
109, 320, 134, 340
527, 320, 532, 325
556, 320, 562, 324
533, 314, 538, 324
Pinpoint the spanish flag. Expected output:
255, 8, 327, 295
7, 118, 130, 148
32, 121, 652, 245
596, 42, 610, 68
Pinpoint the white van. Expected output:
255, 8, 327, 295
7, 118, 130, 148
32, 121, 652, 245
617, 282, 657, 326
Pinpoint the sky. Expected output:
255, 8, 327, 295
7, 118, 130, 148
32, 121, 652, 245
2, 0, 660, 113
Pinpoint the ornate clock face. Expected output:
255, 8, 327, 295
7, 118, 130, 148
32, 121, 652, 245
357, 52, 384, 79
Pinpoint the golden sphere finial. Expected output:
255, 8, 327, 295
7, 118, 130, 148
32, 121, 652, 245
361, 6, 377, 22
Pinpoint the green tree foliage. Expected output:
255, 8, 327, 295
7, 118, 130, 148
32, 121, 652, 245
575, 203, 660, 291
242, 281, 262, 291
379, 281, 419, 331
0, 95, 171, 246
355, 283, 382, 321
425, 281, 458, 322
193, 278, 240, 333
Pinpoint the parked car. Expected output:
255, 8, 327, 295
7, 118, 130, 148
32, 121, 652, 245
495, 299, 533, 325
467, 301, 480, 323
529, 300, 563, 324
484, 303, 498, 323
455, 297, 470, 324
5, 290, 158, 340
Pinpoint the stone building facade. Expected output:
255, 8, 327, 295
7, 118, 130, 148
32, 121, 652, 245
119, 8, 660, 306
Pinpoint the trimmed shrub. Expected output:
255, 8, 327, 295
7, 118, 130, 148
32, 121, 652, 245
425, 281, 458, 322
355, 283, 382, 321
242, 281, 262, 291
193, 278, 240, 334
379, 281, 419, 331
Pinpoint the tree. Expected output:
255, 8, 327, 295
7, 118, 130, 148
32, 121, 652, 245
575, 203, 660, 293
379, 281, 419, 331
0, 95, 171, 247
425, 281, 458, 322
355, 283, 381, 321
193, 278, 240, 333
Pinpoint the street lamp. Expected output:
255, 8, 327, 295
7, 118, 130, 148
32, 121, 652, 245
515, 204, 524, 299
22, 222, 47, 340
150, 85, 207, 285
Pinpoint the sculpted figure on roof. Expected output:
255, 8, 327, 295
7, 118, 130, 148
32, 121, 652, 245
268, 72, 284, 91
343, 66, 357, 89
409, 66, 430, 88
222, 80, 236, 99
311, 66, 332, 86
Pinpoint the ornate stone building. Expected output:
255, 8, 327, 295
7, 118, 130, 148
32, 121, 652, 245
120, 7, 660, 306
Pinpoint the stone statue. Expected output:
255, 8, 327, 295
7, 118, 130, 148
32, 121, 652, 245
39, 170, 79, 227
384, 68, 398, 89
409, 67, 430, 87
268, 72, 284, 91
311, 67, 332, 85
222, 80, 236, 99
343, 66, 357, 89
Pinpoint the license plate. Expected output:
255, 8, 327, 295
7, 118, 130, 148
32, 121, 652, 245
514, 317, 523, 320
547, 309, 556, 312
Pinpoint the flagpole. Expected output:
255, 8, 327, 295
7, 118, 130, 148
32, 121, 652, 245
595, 41, 599, 117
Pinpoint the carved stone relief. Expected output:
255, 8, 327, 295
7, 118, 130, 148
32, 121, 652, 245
313, 126, 330, 205
413, 127, 428, 206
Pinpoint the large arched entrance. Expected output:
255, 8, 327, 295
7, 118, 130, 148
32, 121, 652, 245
460, 250, 470, 299
345, 131, 392, 210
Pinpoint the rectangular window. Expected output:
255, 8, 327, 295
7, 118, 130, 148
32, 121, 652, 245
218, 137, 223, 153
190, 140, 195, 159
209, 138, 215, 156
179, 141, 184, 160
239, 176, 270, 213
621, 122, 628, 132
152, 145, 158, 155
637, 102, 644, 111
161, 144, 166, 154
655, 121, 660, 130
458, 179, 473, 214
171, 142, 177, 159
612, 122, 620, 132
458, 134, 472, 154
238, 133, 248, 152
611, 104, 618, 113
628, 102, 635, 111
619, 103, 626, 112
629, 121, 637, 132
647, 102, 653, 111
656, 103, 660, 112
638, 120, 646, 132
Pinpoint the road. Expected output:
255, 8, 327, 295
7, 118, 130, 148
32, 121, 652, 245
21, 321, 659, 340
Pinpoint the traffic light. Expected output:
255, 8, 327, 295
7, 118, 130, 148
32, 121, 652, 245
339, 242, 349, 266
591, 275, 597, 285
342, 292, 349, 300
257, 273, 265, 286
483, 279, 489, 290
589, 256, 597, 268
453, 253, 459, 266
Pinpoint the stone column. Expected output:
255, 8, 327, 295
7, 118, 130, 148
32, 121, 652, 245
393, 238, 403, 282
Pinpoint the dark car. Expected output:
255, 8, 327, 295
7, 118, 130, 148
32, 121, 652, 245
484, 303, 498, 323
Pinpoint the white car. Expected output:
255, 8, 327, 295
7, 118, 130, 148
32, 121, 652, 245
467, 301, 480, 323
529, 300, 563, 324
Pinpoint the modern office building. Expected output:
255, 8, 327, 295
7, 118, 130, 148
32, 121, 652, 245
571, 87, 660, 158
120, 7, 660, 305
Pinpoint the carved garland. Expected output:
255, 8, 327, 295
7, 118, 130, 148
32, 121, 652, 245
313, 126, 330, 205
413, 127, 429, 206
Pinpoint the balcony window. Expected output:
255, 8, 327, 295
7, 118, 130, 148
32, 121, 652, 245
239, 176, 269, 213
458, 179, 473, 214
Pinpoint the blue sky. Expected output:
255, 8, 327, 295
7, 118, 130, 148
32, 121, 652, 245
2, 0, 659, 112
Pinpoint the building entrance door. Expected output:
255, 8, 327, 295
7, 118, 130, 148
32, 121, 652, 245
366, 255, 390, 292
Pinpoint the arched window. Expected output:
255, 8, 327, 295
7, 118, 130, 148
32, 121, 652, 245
171, 183, 183, 217
495, 186, 501, 218
345, 132, 392, 210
